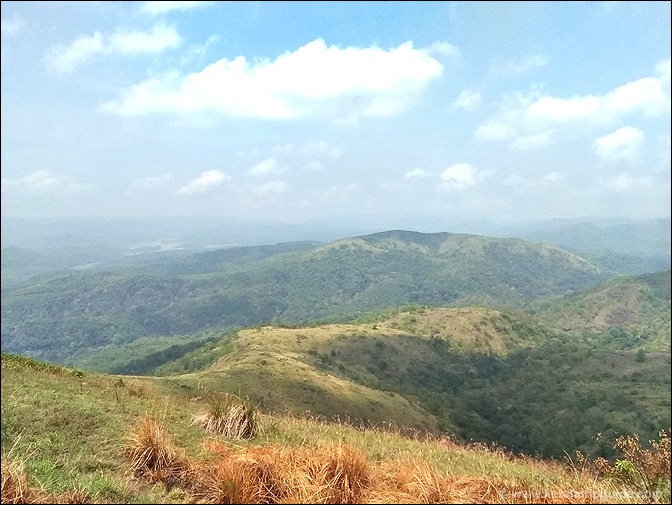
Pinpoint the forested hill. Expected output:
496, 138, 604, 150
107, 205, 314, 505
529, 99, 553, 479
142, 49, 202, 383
533, 269, 671, 351
1, 230, 609, 366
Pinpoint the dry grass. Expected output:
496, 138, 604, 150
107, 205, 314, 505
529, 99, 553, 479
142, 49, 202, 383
1, 454, 40, 504
1, 455, 92, 504
126, 432, 640, 504
122, 414, 191, 489
192, 393, 257, 440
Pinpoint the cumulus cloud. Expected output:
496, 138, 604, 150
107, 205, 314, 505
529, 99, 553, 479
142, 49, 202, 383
424, 41, 461, 58
475, 120, 517, 141
404, 168, 429, 179
100, 38, 445, 120
176, 170, 230, 196
141, 1, 215, 16
1, 170, 92, 195
248, 158, 286, 177
452, 89, 482, 110
45, 23, 181, 73
475, 60, 670, 151
439, 163, 487, 190
593, 126, 644, 162
525, 73, 669, 124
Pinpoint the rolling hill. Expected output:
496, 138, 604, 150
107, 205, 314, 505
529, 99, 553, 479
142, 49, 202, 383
148, 303, 670, 460
533, 269, 671, 351
1, 230, 611, 367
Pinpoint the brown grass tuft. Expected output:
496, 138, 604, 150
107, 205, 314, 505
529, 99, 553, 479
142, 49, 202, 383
192, 393, 257, 440
195, 446, 286, 504
122, 415, 191, 489
366, 458, 462, 504
1, 455, 41, 504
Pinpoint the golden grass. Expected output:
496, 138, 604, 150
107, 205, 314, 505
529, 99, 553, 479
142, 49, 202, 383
123, 419, 642, 505
1, 454, 39, 504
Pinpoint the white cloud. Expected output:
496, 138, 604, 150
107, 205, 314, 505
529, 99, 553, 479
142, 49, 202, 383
655, 58, 671, 85
176, 170, 230, 196
100, 38, 444, 120
1, 14, 26, 37
109, 24, 182, 54
424, 41, 461, 58
475, 121, 517, 141
452, 89, 482, 110
45, 23, 181, 73
476, 62, 670, 151
127, 174, 172, 193
525, 76, 669, 124
404, 168, 429, 179
140, 1, 214, 16
593, 126, 644, 162
322, 183, 360, 201
249, 158, 286, 177
602, 173, 652, 192
495, 53, 548, 76
1, 170, 92, 195
254, 180, 290, 195
439, 163, 482, 190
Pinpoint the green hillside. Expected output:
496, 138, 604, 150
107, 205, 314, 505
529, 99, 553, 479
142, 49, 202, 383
150, 305, 670, 460
1, 230, 610, 367
533, 270, 671, 351
2, 352, 668, 504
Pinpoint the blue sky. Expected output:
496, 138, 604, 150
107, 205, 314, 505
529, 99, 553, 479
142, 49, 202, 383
1, 1, 670, 226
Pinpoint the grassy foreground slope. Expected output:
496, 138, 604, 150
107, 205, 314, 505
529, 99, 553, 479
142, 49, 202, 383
2, 352, 667, 504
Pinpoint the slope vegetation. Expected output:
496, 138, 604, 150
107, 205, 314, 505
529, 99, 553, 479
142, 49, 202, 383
1, 230, 609, 367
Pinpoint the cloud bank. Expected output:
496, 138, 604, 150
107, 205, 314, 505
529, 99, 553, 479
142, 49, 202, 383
100, 38, 447, 121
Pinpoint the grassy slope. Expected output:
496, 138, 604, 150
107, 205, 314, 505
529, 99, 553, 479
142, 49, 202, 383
533, 270, 671, 351
153, 307, 550, 432
0, 352, 650, 504
152, 305, 670, 459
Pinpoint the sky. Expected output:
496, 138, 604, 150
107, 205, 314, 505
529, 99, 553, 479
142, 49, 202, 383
1, 1, 670, 227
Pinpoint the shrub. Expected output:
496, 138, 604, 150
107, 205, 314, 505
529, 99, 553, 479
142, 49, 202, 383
612, 429, 671, 502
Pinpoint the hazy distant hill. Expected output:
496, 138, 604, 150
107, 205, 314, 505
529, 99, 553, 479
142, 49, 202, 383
2, 216, 668, 280
1, 230, 610, 366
